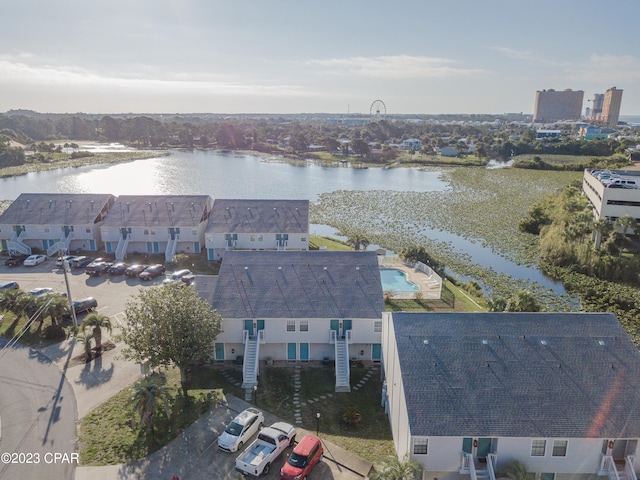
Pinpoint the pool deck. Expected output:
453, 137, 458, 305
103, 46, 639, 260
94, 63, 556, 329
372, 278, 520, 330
379, 260, 442, 299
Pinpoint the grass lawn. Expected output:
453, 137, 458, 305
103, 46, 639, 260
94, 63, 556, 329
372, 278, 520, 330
78, 367, 222, 465
0, 310, 68, 347
309, 235, 352, 251
233, 363, 395, 463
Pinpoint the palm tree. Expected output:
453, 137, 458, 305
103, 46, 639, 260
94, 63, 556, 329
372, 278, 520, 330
131, 374, 172, 443
38, 293, 69, 326
81, 313, 112, 351
77, 332, 94, 362
343, 231, 370, 251
0, 289, 28, 319
503, 460, 534, 480
615, 214, 637, 239
369, 455, 422, 480
593, 218, 613, 249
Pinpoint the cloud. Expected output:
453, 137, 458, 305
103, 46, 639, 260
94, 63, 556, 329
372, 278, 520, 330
0, 55, 309, 96
306, 54, 484, 78
565, 54, 640, 83
491, 47, 567, 67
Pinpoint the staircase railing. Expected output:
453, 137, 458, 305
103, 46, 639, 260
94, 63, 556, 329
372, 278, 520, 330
8, 232, 31, 255
468, 456, 478, 480
626, 455, 637, 480
459, 452, 471, 474
487, 453, 498, 480
115, 233, 130, 260
165, 234, 178, 262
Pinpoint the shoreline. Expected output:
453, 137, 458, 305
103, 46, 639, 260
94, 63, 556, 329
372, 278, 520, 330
0, 150, 170, 179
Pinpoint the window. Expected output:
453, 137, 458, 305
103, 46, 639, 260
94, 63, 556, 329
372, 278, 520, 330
192, 229, 197, 236
144, 229, 149, 235
552, 440, 567, 457
250, 235, 256, 242
540, 474, 554, 480
531, 439, 546, 456
44, 227, 50, 233
301, 237, 306, 242
286, 320, 296, 332
257, 235, 263, 242
85, 227, 91, 233
151, 229, 156, 235
374, 321, 382, 333
413, 437, 428, 455
300, 320, 309, 332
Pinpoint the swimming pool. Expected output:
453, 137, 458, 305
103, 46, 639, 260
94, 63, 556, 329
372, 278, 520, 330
379, 268, 420, 293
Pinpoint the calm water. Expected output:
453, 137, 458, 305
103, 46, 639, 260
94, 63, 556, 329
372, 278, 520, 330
0, 149, 565, 293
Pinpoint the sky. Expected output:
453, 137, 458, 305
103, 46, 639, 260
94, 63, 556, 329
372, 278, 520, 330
3, 0, 640, 116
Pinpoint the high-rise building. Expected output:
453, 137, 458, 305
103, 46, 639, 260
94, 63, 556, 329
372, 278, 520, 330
590, 93, 604, 121
602, 87, 623, 126
533, 88, 584, 123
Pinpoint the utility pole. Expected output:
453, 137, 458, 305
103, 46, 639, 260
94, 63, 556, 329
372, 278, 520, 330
59, 249, 77, 327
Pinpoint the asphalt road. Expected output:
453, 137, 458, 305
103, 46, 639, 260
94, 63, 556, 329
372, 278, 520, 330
0, 338, 77, 480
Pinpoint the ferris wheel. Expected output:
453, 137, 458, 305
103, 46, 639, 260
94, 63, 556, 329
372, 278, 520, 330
370, 99, 386, 120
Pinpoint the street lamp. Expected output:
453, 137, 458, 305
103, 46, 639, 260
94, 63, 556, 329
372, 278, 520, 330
254, 385, 258, 406
316, 412, 320, 436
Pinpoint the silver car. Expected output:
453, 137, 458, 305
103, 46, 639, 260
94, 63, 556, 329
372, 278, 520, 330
218, 408, 264, 453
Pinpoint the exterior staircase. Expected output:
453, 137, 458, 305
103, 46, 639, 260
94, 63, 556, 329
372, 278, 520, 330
47, 232, 73, 257
462, 453, 497, 480
115, 233, 130, 260
8, 231, 31, 255
599, 455, 638, 480
241, 330, 261, 388
165, 234, 178, 262
334, 334, 351, 392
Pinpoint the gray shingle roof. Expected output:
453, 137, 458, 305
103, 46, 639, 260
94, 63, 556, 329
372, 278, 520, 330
391, 312, 640, 438
0, 193, 114, 226
206, 199, 309, 234
101, 195, 211, 228
212, 250, 384, 319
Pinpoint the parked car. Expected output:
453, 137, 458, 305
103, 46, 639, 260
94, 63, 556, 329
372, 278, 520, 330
181, 274, 196, 286
162, 269, 193, 284
218, 408, 264, 453
71, 256, 95, 268
280, 435, 323, 480
125, 264, 148, 277
85, 262, 112, 276
4, 254, 29, 267
235, 422, 296, 477
107, 262, 129, 275
71, 297, 98, 314
55, 255, 77, 267
139, 264, 166, 281
86, 257, 113, 267
23, 254, 47, 266
0, 281, 19, 290
27, 287, 55, 297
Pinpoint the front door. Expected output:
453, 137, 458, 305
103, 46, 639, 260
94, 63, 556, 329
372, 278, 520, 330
300, 343, 309, 361
372, 343, 381, 361
244, 319, 254, 337
612, 440, 638, 460
215, 343, 225, 361
477, 438, 497, 459
330, 319, 340, 338
256, 319, 265, 332
287, 343, 296, 360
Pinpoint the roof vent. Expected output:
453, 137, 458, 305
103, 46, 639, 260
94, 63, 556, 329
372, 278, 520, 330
541, 340, 547, 345
356, 266, 360, 270
278, 266, 282, 270
323, 266, 328, 270
244, 266, 248, 270
423, 339, 429, 345
482, 340, 488, 345
599, 340, 605, 346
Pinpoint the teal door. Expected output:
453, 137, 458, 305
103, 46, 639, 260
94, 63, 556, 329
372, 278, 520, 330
287, 343, 296, 360
330, 320, 339, 335
1, 240, 6, 250
89, 239, 96, 250
153, 242, 159, 253
343, 319, 352, 332
194, 242, 200, 253
256, 319, 265, 331
300, 343, 309, 360
372, 344, 381, 361
244, 320, 254, 336
147, 242, 153, 253
215, 343, 225, 360
477, 438, 493, 458
462, 438, 473, 454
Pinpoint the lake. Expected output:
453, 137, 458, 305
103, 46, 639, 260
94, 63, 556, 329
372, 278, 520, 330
0, 149, 566, 294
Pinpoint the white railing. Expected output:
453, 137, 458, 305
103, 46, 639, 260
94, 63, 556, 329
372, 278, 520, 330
242, 335, 260, 388
334, 337, 350, 392
469, 455, 478, 480
601, 455, 621, 480
243, 329, 249, 344
276, 240, 288, 251
329, 329, 337, 344
346, 329, 353, 344
258, 329, 265, 344
460, 452, 471, 474
225, 239, 236, 250
8, 232, 31, 255
165, 234, 178, 262
115, 233, 130, 260
47, 232, 73, 257
487, 453, 497, 480
626, 455, 638, 480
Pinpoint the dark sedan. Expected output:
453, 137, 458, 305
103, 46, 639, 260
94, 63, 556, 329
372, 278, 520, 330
4, 254, 29, 267
71, 256, 95, 268
139, 264, 166, 281
107, 262, 129, 275
125, 264, 148, 277
85, 262, 112, 276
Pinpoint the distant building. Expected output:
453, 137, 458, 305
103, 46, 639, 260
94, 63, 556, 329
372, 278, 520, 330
401, 138, 422, 151
439, 146, 458, 157
590, 93, 605, 121
602, 87, 623, 126
532, 88, 584, 123
536, 129, 561, 139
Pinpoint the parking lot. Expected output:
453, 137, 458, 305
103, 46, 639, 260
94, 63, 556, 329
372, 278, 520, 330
0, 256, 372, 480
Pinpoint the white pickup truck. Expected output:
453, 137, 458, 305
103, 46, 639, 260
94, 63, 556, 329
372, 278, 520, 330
235, 421, 296, 477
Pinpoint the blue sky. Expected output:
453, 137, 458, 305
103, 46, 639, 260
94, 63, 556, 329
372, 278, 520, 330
2, 0, 640, 115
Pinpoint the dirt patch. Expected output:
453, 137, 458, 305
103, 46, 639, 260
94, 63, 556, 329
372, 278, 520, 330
69, 341, 116, 367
